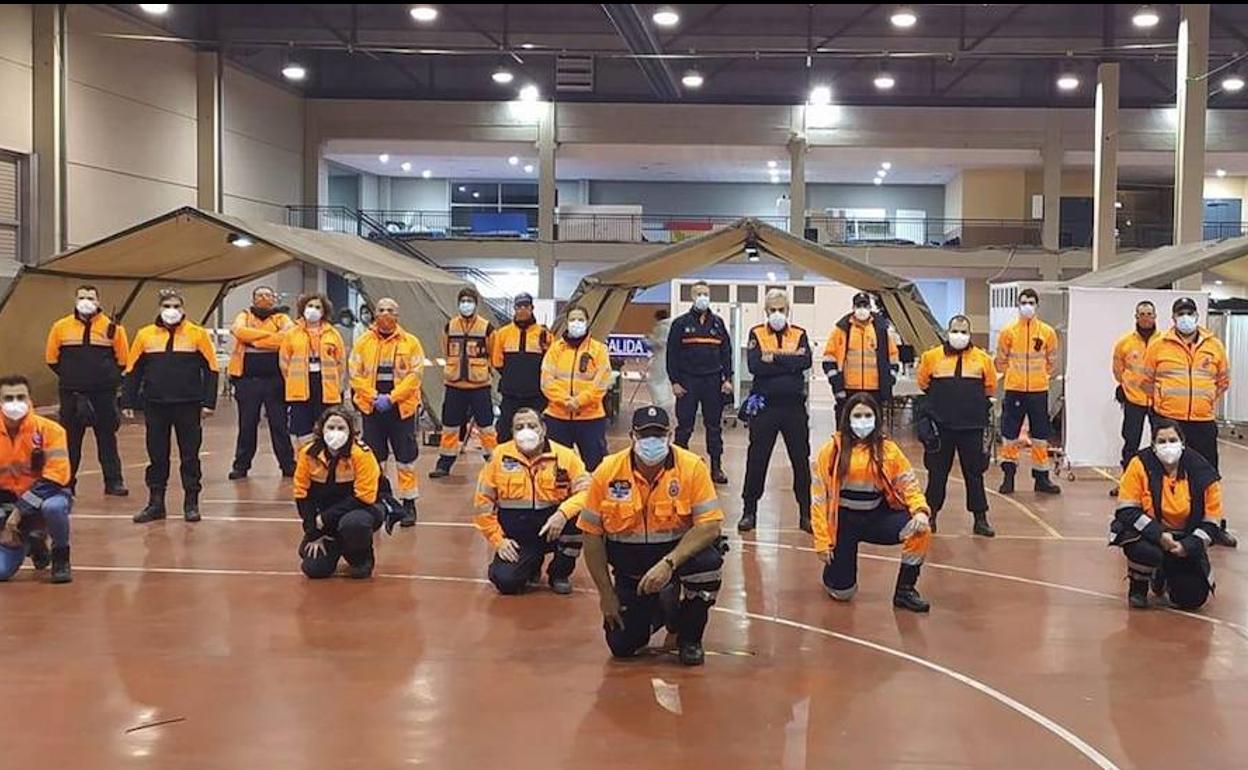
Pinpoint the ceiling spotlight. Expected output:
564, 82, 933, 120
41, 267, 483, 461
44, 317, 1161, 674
378, 153, 390, 164
139, 4, 169, 15
881, 161, 892, 170
400, 162, 412, 172
767, 160, 778, 169
745, 235, 760, 261
876, 169, 887, 178
409, 6, 438, 23
518, 84, 540, 102
767, 271, 777, 282
472, 191, 481, 199
770, 175, 781, 184
492, 67, 514, 85
228, 233, 253, 248
520, 42, 535, 50
873, 177, 883, 186
873, 72, 896, 90
681, 70, 704, 88
1216, 168, 1228, 178
890, 7, 918, 28
1115, 201, 1124, 209
523, 164, 534, 173
281, 62, 307, 82
1223, 75, 1246, 92
809, 85, 832, 105
458, 186, 467, 192
508, 156, 520, 166
1132, 5, 1160, 28
421, 169, 432, 179
652, 7, 680, 27
1056, 74, 1080, 91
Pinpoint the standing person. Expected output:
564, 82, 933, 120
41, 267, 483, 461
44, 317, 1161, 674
227, 285, 295, 480
491, 292, 550, 444
822, 291, 899, 414
349, 297, 425, 528
279, 293, 348, 448
916, 315, 997, 536
0, 375, 74, 584
647, 309, 676, 417
579, 406, 725, 666
810, 393, 933, 612
541, 305, 611, 471
430, 287, 496, 478
667, 281, 733, 485
740, 289, 813, 534
1110, 301, 1158, 496
473, 408, 590, 595
44, 285, 129, 496
994, 288, 1062, 495
1142, 297, 1233, 546
1109, 420, 1221, 610
122, 289, 219, 524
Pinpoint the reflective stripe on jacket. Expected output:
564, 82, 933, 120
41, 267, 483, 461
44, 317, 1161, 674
349, 325, 425, 418
279, 322, 348, 404
994, 317, 1058, 393
810, 435, 928, 554
1142, 327, 1230, 422
473, 439, 589, 547
541, 336, 611, 421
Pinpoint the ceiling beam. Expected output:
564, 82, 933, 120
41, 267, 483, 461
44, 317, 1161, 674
813, 5, 879, 49
600, 4, 682, 99
662, 4, 729, 49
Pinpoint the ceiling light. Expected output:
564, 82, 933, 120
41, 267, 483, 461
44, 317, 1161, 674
1216, 168, 1228, 178
1223, 75, 1245, 92
400, 162, 412, 172
770, 175, 781, 184
873, 72, 896, 90
508, 156, 519, 166
523, 164, 534, 173
228, 233, 253, 248
767, 271, 777, 282
492, 68, 514, 85
378, 153, 390, 164
873, 177, 883, 186
281, 62, 307, 82
421, 169, 432, 179
1132, 5, 1160, 28
520, 42, 535, 50
681, 70, 704, 88
1056, 74, 1080, 91
767, 160, 778, 169
881, 161, 892, 170
652, 8, 680, 27
890, 7, 917, 28
409, 6, 438, 23
809, 85, 832, 105
458, 186, 467, 192
472, 191, 481, 199
1115, 201, 1124, 209
518, 84, 540, 102
139, 4, 169, 15
1216, 280, 1225, 285
876, 169, 887, 178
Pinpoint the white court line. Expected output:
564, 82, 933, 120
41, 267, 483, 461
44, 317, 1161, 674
76, 452, 217, 477
70, 514, 475, 527
1219, 438, 1248, 454
21, 563, 1121, 770
914, 468, 1064, 539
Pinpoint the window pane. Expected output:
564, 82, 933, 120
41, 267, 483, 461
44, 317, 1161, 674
709, 284, 730, 303
793, 286, 815, 304
501, 183, 539, 206
501, 207, 539, 234
679, 284, 693, 301
737, 285, 758, 303
451, 182, 499, 206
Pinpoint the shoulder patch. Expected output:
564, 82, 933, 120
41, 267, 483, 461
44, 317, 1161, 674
501, 456, 522, 472
608, 479, 633, 501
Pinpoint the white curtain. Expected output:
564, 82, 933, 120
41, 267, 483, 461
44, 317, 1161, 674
1218, 313, 1248, 422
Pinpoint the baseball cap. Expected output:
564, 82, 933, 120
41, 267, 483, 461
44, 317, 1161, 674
1172, 297, 1198, 315
852, 291, 872, 308
631, 405, 671, 433
514, 292, 534, 307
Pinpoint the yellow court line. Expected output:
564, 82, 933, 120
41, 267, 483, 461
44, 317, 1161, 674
1091, 467, 1119, 484
1219, 438, 1248, 454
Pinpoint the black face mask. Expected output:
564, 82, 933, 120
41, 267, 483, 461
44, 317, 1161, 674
251, 305, 278, 320
1136, 323, 1156, 340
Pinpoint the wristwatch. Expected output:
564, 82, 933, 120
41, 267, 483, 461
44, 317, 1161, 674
663, 556, 677, 571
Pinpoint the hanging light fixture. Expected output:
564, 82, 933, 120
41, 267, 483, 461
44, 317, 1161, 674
681, 70, 704, 88
492, 67, 515, 85
890, 7, 917, 28
1132, 5, 1160, 28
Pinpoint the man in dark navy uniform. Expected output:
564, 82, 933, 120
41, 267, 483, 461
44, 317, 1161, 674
666, 281, 732, 485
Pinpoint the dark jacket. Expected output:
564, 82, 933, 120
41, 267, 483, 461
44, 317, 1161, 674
667, 309, 732, 387
121, 319, 220, 410
746, 323, 811, 403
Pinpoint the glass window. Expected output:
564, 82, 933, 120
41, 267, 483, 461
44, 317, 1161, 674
501, 183, 539, 206
709, 284, 730, 303
737, 285, 758, 303
793, 286, 815, 304
451, 183, 499, 206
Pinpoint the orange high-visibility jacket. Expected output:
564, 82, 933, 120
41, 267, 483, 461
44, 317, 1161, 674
810, 434, 928, 554
228, 310, 293, 378
541, 335, 611, 421
473, 439, 589, 547
1142, 327, 1230, 422
1115, 453, 1223, 533
279, 321, 348, 404
443, 315, 493, 390
45, 312, 129, 392
349, 325, 426, 418
122, 321, 219, 409
293, 441, 381, 508
823, 317, 899, 392
578, 445, 723, 544
994, 316, 1059, 393
0, 414, 71, 501
1112, 329, 1156, 408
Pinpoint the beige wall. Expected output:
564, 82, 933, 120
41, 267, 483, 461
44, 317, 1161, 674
222, 65, 304, 224
0, 5, 32, 154
959, 169, 1027, 220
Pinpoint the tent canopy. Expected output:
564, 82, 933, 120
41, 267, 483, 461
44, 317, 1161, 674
0, 207, 472, 413
1069, 234, 1248, 289
567, 218, 944, 350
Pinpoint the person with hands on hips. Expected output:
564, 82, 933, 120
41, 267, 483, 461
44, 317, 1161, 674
473, 408, 590, 595
579, 406, 725, 666
810, 393, 933, 612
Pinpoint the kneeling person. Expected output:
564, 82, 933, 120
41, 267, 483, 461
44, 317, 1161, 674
474, 408, 590, 595
294, 408, 385, 580
1110, 420, 1220, 611
0, 375, 73, 584
580, 406, 724, 666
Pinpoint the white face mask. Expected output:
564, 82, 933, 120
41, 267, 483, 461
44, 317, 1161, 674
948, 331, 970, 350
160, 307, 183, 325
2, 400, 29, 421
768, 311, 787, 331
459, 300, 477, 317
303, 306, 323, 324
849, 415, 876, 439
1175, 315, 1198, 335
1018, 303, 1037, 319
693, 295, 710, 312
853, 307, 871, 322
323, 427, 349, 451
567, 320, 588, 339
1154, 441, 1183, 466
76, 299, 99, 316
515, 427, 542, 453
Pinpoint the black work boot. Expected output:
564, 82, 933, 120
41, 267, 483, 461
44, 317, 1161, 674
1150, 570, 1168, 597
893, 564, 931, 613
347, 551, 375, 580
104, 482, 129, 497
798, 506, 812, 534
1033, 469, 1062, 495
737, 502, 757, 533
710, 460, 728, 486
26, 531, 50, 569
400, 499, 417, 528
227, 468, 248, 481
548, 575, 573, 595
678, 641, 706, 666
1213, 519, 1238, 548
133, 489, 167, 523
997, 462, 1017, 495
50, 546, 72, 584
929, 512, 939, 534
972, 510, 996, 538
428, 456, 453, 479
1128, 577, 1150, 609
183, 491, 201, 523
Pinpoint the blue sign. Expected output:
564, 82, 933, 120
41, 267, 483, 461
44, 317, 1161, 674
607, 334, 652, 359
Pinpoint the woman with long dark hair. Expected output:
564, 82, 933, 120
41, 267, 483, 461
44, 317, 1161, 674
810, 393, 933, 612
280, 293, 349, 447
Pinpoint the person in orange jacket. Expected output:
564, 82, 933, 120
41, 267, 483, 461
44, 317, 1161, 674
0, 375, 74, 584
474, 408, 589, 595
430, 287, 496, 478
1142, 297, 1234, 547
228, 285, 295, 480
822, 292, 900, 415
541, 305, 612, 470
491, 293, 551, 444
993, 288, 1062, 495
811, 393, 932, 612
279, 293, 349, 447
349, 297, 425, 528
1110, 300, 1158, 493
45, 284, 129, 496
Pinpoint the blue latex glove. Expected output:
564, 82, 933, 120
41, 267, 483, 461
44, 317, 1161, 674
374, 394, 393, 413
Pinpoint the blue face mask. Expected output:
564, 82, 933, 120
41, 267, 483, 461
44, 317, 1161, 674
634, 436, 670, 466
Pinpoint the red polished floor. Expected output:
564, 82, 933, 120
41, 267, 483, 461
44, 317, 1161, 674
4, 400, 1248, 770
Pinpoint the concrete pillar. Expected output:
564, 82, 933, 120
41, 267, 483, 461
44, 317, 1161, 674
378, 176, 392, 210
32, 4, 64, 261
536, 243, 556, 299
788, 134, 807, 238
577, 179, 591, 205
537, 102, 557, 242
1173, 4, 1209, 247
196, 51, 222, 212
1041, 120, 1062, 251
1092, 63, 1120, 270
